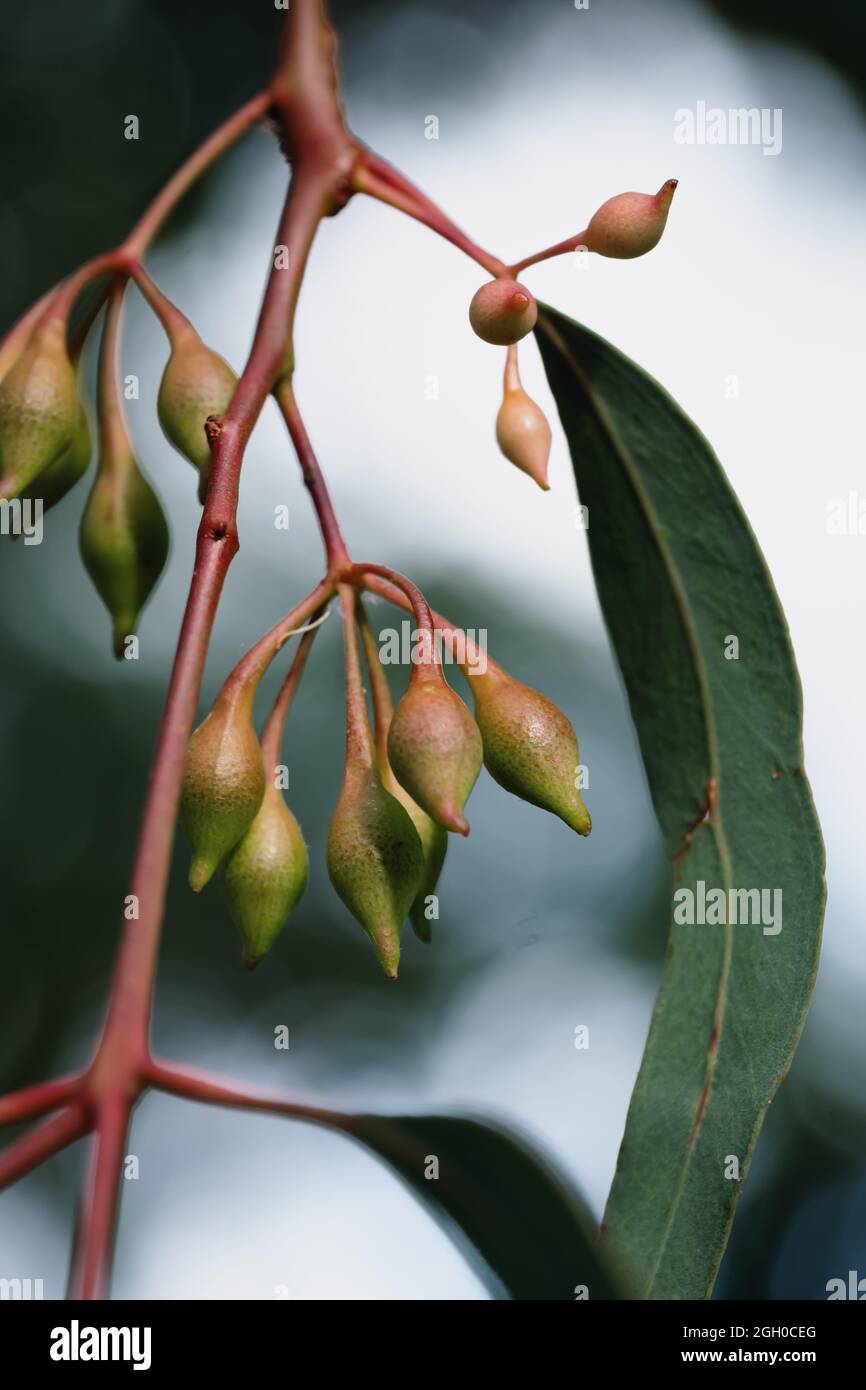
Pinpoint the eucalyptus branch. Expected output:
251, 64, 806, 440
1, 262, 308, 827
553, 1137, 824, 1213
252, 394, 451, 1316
0, 0, 675, 1300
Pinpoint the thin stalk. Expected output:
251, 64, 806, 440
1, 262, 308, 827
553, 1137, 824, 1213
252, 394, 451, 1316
356, 599, 394, 767
353, 160, 506, 279
510, 228, 590, 275
123, 93, 272, 259
127, 263, 196, 344
260, 614, 325, 771
338, 583, 374, 768
274, 379, 350, 572
0, 1106, 88, 1193
0, 1076, 82, 1129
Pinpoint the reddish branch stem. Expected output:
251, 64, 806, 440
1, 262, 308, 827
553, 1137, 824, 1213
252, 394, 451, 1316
0, 1107, 88, 1193
0, 0, 530, 1299
275, 379, 350, 571
60, 0, 357, 1299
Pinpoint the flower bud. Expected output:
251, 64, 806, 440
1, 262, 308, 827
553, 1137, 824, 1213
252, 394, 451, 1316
496, 350, 551, 490
220, 781, 309, 969
469, 278, 537, 346
79, 447, 169, 658
157, 328, 237, 502
180, 687, 266, 892
327, 761, 424, 978
0, 316, 78, 498
469, 664, 591, 836
387, 666, 482, 836
16, 403, 90, 515
382, 766, 448, 943
584, 179, 677, 260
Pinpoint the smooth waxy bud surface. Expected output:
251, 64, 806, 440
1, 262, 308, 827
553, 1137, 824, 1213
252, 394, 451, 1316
584, 179, 677, 260
388, 671, 482, 836
181, 689, 266, 892
469, 278, 538, 345
326, 761, 424, 978
157, 329, 237, 501
79, 449, 169, 657
0, 317, 78, 497
221, 782, 309, 969
496, 387, 551, 490
470, 665, 591, 835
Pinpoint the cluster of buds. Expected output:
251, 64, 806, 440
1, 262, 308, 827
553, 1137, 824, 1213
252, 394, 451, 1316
0, 261, 238, 655
179, 576, 591, 978
0, 170, 675, 978
468, 179, 677, 490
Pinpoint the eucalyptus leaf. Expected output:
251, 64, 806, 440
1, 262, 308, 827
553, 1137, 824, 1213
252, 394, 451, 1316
340, 1111, 625, 1300
535, 304, 825, 1299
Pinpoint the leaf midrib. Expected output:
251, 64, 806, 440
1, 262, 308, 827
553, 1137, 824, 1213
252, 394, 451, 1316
537, 312, 734, 1295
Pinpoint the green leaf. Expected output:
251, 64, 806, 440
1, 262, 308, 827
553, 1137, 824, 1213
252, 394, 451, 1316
534, 304, 826, 1299
340, 1111, 625, 1299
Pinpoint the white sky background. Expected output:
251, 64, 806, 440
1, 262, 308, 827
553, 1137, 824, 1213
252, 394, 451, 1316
6, 0, 865, 1298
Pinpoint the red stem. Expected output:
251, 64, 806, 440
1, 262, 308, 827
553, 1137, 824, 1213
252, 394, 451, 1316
67, 1099, 130, 1300
510, 228, 590, 275
0, 1107, 88, 1192
59, 0, 358, 1298
146, 1059, 342, 1130
261, 617, 324, 769
354, 156, 506, 278
356, 599, 394, 767
0, 1075, 81, 1128
338, 583, 375, 767
275, 379, 350, 572
0, 0, 539, 1296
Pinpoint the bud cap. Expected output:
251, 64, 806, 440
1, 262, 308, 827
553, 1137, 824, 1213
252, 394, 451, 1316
221, 783, 309, 969
0, 317, 78, 497
79, 451, 169, 658
157, 330, 237, 501
388, 676, 482, 835
496, 388, 552, 490
469, 279, 538, 346
326, 762, 424, 978
470, 666, 591, 835
181, 692, 266, 892
584, 180, 677, 260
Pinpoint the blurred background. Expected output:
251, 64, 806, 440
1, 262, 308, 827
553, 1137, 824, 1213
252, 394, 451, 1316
1, 0, 864, 1299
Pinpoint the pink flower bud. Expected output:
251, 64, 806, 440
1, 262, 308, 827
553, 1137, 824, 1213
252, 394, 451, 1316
584, 180, 677, 260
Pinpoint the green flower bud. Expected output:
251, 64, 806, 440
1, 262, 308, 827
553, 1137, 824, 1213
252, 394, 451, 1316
79, 447, 169, 659
584, 180, 677, 260
17, 403, 91, 515
382, 765, 447, 943
469, 278, 538, 346
387, 666, 482, 835
469, 664, 591, 836
157, 328, 237, 502
326, 761, 424, 978
180, 687, 266, 892
0, 316, 78, 498
220, 781, 309, 969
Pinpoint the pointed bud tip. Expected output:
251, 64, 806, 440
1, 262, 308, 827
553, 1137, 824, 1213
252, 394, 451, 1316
243, 953, 264, 973
188, 859, 216, 893
437, 804, 470, 836
112, 620, 135, 660
566, 805, 592, 837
